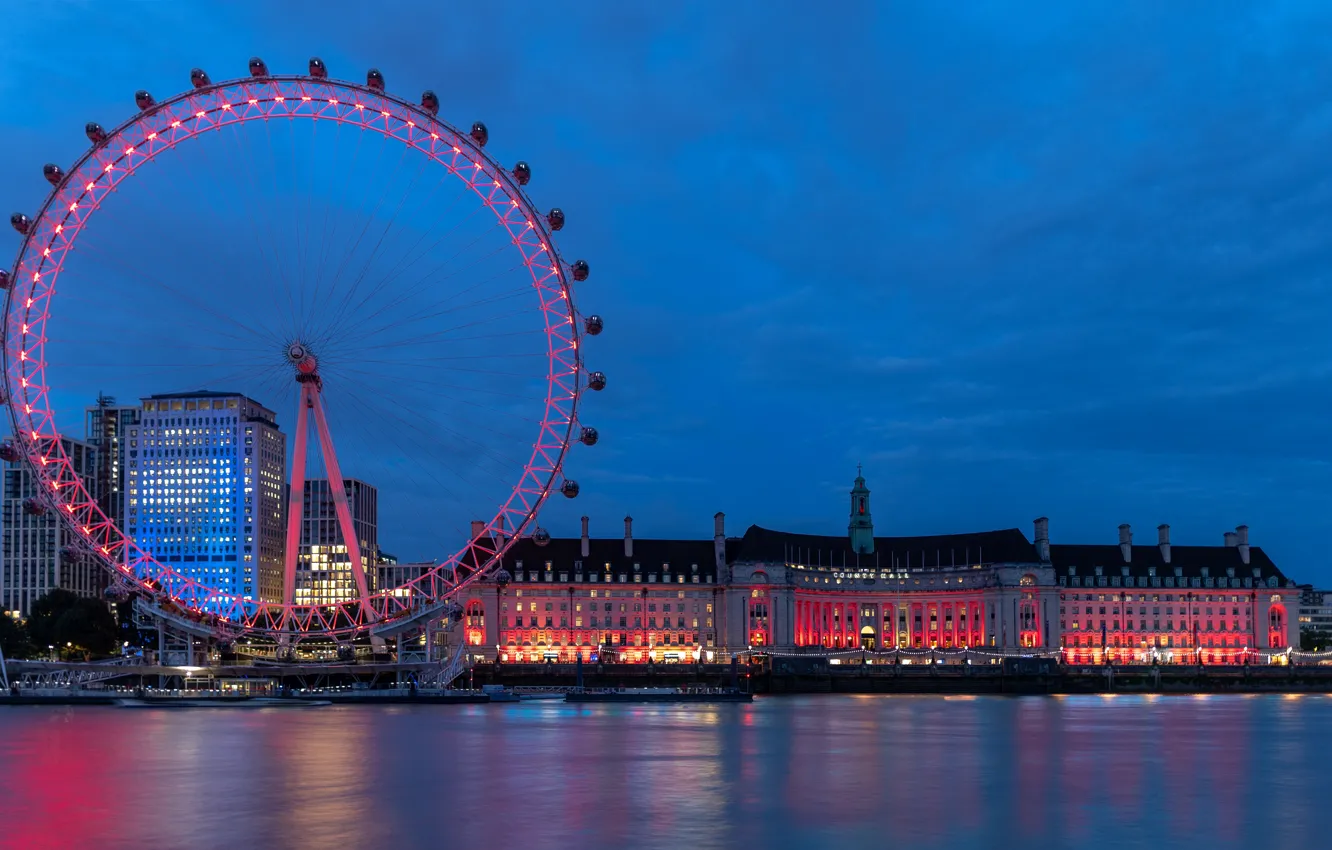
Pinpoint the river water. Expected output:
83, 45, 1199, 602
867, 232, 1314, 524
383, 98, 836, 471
0, 694, 1327, 850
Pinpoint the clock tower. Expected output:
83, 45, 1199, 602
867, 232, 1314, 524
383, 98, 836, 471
848, 465, 874, 555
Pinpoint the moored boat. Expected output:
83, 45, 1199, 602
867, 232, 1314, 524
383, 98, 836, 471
115, 697, 331, 708
564, 688, 752, 703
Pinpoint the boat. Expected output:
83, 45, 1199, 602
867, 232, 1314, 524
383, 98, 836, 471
564, 688, 752, 704
482, 685, 565, 703
115, 697, 332, 708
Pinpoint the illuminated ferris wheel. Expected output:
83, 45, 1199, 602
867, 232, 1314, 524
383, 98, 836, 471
2, 57, 605, 643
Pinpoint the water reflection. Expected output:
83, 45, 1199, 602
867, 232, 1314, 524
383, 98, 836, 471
0, 696, 1329, 850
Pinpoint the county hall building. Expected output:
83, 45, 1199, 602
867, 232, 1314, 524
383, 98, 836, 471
454, 471, 1300, 665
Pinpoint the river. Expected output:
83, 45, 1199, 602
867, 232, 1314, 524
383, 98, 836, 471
0, 694, 1326, 849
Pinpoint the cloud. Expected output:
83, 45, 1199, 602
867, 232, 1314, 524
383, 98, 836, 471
5, 1, 1332, 578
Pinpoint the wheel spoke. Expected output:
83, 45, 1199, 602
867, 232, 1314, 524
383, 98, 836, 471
4, 70, 588, 644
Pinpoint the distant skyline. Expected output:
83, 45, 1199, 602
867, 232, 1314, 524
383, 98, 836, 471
3, 2, 1331, 581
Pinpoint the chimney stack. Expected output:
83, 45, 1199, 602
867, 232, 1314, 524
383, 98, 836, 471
580, 515, 590, 558
624, 515, 633, 557
1118, 524, 1132, 563
494, 515, 507, 546
714, 511, 727, 571
1236, 525, 1250, 565
1224, 531, 1238, 548
1157, 524, 1171, 564
470, 519, 485, 541
1033, 517, 1050, 563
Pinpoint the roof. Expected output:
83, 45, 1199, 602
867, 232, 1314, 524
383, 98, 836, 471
496, 535, 718, 577
146, 390, 247, 400
731, 524, 1040, 567
1049, 543, 1291, 585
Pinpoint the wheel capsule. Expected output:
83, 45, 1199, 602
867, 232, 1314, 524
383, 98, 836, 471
22, 497, 46, 516
248, 57, 269, 77
190, 68, 211, 89
135, 90, 156, 110
571, 260, 589, 282
85, 122, 107, 144
584, 315, 603, 335
367, 68, 385, 91
547, 208, 565, 231
421, 90, 439, 116
42, 163, 64, 186
580, 426, 599, 446
533, 528, 551, 546
0, 441, 20, 463
587, 371, 606, 391
0, 270, 10, 290
309, 57, 328, 78
10, 213, 30, 235
561, 480, 580, 499
512, 161, 531, 185
470, 121, 489, 147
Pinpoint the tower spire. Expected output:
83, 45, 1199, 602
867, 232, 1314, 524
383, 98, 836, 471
848, 466, 874, 555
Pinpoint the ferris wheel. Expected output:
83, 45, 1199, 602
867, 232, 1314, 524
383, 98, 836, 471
2, 57, 605, 642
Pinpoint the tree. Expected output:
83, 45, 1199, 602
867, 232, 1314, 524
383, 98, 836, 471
27, 590, 119, 659
56, 599, 119, 657
1301, 629, 1332, 652
0, 612, 32, 659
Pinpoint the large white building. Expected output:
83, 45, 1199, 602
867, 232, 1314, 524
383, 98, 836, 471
1, 437, 99, 616
295, 478, 378, 606
125, 391, 285, 603
449, 472, 1301, 665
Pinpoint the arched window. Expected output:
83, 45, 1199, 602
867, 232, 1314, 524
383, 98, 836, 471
748, 587, 769, 647
465, 600, 485, 646
1268, 603, 1288, 649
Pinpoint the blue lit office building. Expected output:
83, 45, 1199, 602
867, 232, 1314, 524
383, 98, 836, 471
124, 392, 286, 601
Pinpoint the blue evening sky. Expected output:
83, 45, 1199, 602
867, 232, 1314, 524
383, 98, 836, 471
2, 2, 1330, 581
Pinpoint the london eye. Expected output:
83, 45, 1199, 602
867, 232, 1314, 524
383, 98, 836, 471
2, 57, 605, 646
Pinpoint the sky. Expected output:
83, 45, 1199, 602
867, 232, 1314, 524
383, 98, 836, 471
2, 1, 1331, 582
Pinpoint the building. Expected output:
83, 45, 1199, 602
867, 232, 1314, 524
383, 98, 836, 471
1050, 524, 1294, 664
84, 394, 142, 528
294, 478, 378, 607
450, 470, 1301, 664
0, 437, 99, 616
1297, 587, 1332, 649
458, 514, 720, 662
377, 559, 432, 599
125, 391, 286, 604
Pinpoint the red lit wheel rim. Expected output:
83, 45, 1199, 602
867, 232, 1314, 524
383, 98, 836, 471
3, 75, 584, 639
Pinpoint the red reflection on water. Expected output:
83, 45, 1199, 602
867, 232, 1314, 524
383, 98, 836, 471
0, 696, 1322, 850
0, 709, 132, 850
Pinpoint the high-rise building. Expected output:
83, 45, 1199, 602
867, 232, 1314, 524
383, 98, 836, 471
125, 391, 285, 603
1, 437, 99, 616
85, 393, 142, 529
295, 478, 378, 606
